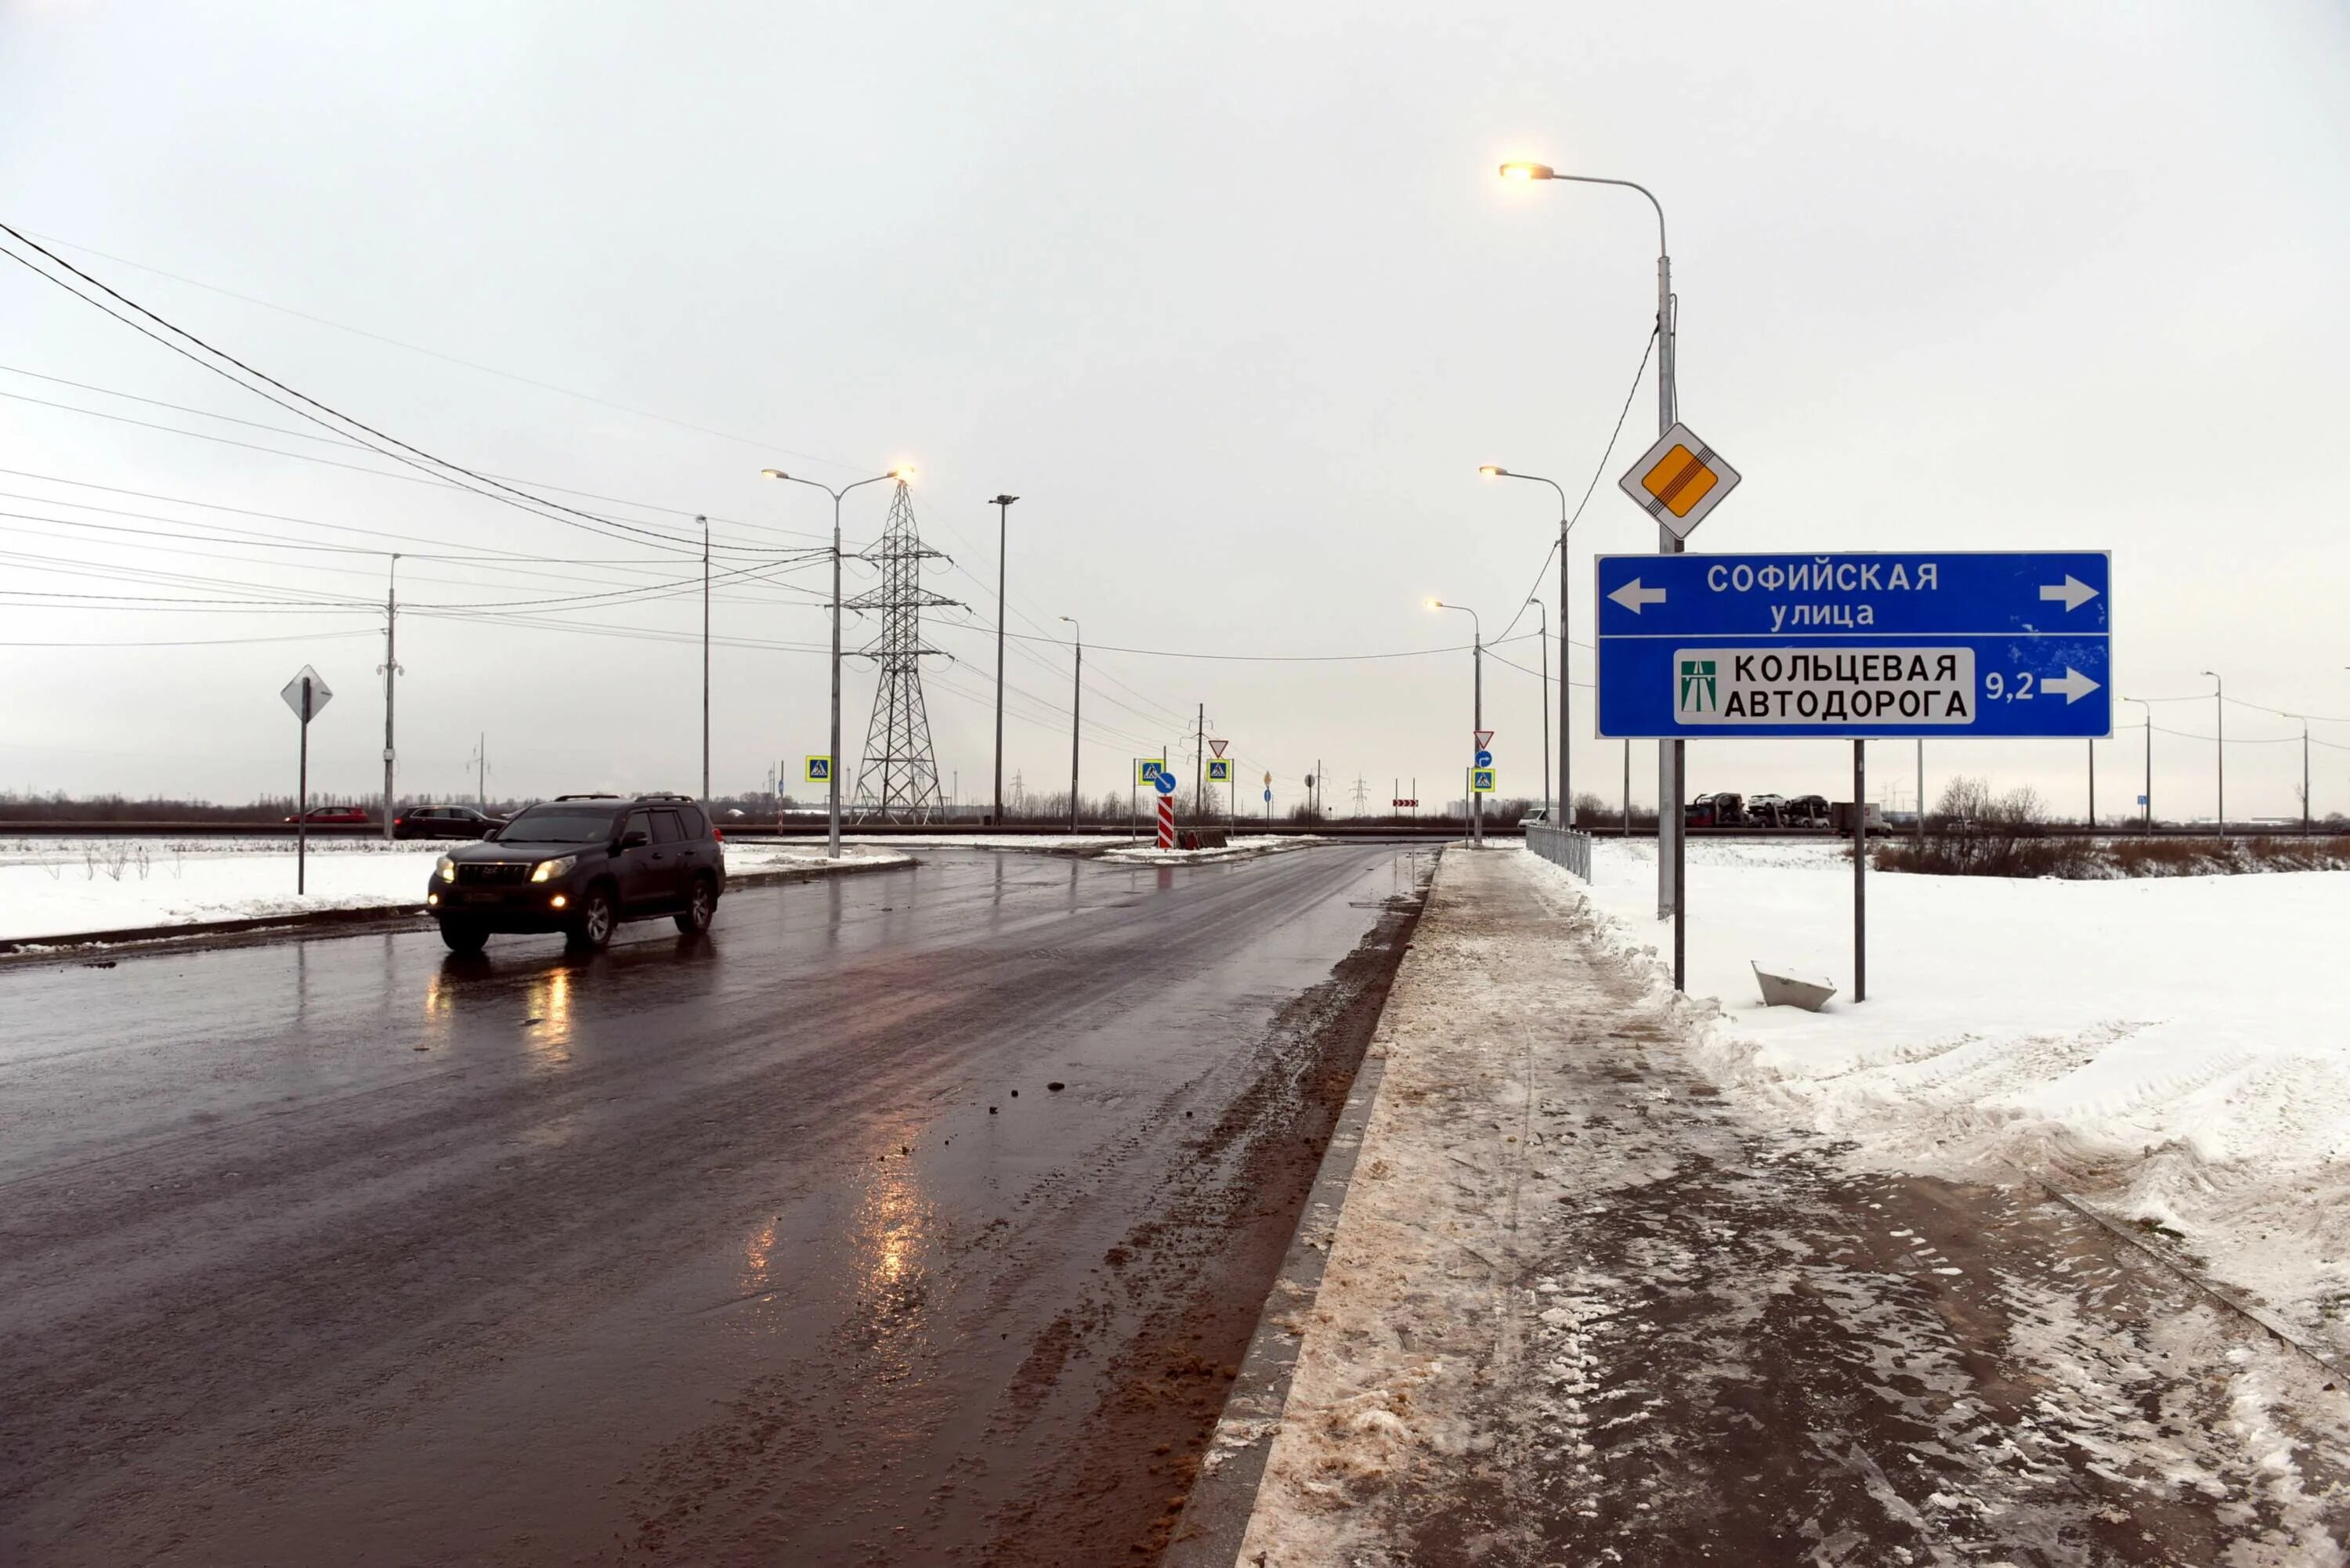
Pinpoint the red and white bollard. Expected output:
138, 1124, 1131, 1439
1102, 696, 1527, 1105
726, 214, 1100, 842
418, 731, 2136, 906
1156, 793, 1176, 849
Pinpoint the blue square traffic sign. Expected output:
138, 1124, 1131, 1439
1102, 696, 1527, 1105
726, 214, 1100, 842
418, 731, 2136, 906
1594, 551, 2111, 740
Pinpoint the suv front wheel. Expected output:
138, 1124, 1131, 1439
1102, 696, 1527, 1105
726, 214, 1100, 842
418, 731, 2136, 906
567, 885, 616, 952
675, 874, 716, 935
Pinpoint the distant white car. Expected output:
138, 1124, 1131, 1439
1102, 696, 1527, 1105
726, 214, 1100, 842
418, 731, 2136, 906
1519, 807, 1550, 829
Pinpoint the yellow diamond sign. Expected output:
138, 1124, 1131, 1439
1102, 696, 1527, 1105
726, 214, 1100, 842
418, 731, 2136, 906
1619, 421, 1739, 540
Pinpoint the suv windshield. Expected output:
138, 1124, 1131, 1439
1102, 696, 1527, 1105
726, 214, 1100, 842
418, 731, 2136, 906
499, 805, 620, 844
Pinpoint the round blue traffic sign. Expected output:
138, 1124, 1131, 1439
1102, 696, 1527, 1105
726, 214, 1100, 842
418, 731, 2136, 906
1154, 770, 1178, 797
1474, 748, 1493, 768
1263, 789, 1273, 803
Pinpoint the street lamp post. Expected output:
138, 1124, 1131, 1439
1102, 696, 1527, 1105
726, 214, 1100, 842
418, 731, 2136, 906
1501, 159, 1683, 945
1527, 597, 1551, 822
989, 494, 1018, 826
2125, 695, 2152, 829
2200, 670, 2225, 836
1430, 599, 1484, 847
1058, 616, 1082, 833
699, 514, 710, 801
761, 465, 912, 859
1480, 466, 1572, 825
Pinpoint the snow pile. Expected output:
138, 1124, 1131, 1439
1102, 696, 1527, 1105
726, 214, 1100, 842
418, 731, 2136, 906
0, 836, 907, 942
1097, 835, 1321, 865
1544, 837, 2350, 1355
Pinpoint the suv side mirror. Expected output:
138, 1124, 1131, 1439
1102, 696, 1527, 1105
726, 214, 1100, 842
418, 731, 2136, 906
618, 829, 650, 850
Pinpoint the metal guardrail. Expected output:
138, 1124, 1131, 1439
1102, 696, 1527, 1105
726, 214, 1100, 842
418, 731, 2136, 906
1524, 822, 1594, 880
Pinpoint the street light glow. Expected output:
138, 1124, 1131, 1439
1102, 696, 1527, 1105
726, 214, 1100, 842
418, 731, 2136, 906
1426, 598, 1444, 610
1499, 161, 1556, 182
760, 468, 788, 480
1478, 464, 1506, 477
891, 464, 916, 481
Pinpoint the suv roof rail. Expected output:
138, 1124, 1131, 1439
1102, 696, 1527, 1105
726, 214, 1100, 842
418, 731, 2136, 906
636, 791, 696, 802
553, 793, 623, 801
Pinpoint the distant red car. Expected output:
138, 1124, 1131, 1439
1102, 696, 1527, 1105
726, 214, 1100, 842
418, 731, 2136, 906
284, 806, 371, 825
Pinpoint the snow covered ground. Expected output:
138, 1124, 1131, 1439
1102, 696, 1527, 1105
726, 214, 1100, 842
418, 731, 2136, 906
1549, 836, 2350, 1356
0, 836, 909, 943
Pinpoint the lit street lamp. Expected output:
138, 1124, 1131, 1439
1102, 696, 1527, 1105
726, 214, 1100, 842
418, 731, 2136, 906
761, 464, 913, 858
1480, 465, 1571, 825
1430, 598, 1484, 847
1501, 157, 1684, 940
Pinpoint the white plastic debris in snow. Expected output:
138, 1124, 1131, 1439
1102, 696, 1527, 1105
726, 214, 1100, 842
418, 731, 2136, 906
1752, 962, 1837, 1011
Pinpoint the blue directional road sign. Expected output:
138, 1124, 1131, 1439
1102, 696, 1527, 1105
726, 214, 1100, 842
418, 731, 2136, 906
1154, 770, 1179, 797
1473, 748, 1494, 768
1264, 789, 1273, 804
1594, 551, 2110, 739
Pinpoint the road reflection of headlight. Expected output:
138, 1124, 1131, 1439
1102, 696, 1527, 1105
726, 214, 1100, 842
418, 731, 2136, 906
525, 966, 574, 1056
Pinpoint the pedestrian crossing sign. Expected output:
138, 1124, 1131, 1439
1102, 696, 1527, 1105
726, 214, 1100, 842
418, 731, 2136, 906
1136, 758, 1166, 786
1471, 767, 1496, 793
804, 755, 833, 783
1206, 758, 1233, 783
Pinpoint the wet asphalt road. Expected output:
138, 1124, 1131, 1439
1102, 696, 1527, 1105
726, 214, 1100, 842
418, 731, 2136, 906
0, 844, 1430, 1566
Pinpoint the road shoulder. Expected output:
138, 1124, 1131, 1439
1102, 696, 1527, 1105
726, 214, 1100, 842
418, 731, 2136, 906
1192, 845, 2350, 1565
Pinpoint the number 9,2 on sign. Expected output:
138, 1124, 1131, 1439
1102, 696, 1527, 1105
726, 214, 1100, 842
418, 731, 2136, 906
1983, 670, 2035, 702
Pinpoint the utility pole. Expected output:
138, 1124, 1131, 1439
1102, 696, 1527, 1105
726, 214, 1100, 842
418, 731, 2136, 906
700, 514, 710, 800
2088, 739, 2096, 829
2301, 717, 2312, 832
2127, 696, 2152, 829
379, 555, 400, 842
989, 493, 1018, 826
475, 732, 486, 808
1059, 616, 1082, 832
1194, 703, 1206, 820
1916, 739, 1925, 845
2202, 670, 2225, 836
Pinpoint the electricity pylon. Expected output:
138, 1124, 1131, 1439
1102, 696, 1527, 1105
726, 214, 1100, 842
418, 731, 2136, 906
849, 481, 956, 822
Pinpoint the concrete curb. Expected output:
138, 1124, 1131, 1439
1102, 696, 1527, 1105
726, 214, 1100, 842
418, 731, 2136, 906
0, 856, 915, 961
1162, 997, 1397, 1566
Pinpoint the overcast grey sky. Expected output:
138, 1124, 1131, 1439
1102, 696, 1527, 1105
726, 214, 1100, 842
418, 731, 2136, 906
3, 0, 2347, 819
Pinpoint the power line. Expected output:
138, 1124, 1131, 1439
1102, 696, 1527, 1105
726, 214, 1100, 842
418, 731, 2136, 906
0, 224, 717, 555
17, 227, 869, 479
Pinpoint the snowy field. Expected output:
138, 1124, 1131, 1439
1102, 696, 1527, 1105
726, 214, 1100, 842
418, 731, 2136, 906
1543, 836, 2350, 1353
0, 836, 909, 942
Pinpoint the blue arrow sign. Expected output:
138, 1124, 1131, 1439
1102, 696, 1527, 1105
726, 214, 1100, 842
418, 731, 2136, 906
1263, 789, 1273, 803
1473, 748, 1494, 768
1154, 770, 1179, 797
1594, 551, 2111, 739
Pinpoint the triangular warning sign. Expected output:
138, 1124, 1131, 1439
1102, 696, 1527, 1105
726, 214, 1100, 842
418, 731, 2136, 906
1473, 729, 1494, 749
1209, 739, 1228, 757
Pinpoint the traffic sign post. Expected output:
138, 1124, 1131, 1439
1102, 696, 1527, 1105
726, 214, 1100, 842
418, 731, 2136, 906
1473, 748, 1494, 769
1154, 768, 1179, 849
1471, 768, 1496, 793
1595, 549, 2113, 1003
279, 666, 333, 894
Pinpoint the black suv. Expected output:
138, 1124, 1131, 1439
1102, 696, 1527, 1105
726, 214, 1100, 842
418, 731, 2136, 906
426, 793, 726, 954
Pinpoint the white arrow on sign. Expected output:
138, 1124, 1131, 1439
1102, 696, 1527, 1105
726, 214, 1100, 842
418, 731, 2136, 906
2041, 667, 2102, 703
1608, 579, 1668, 614
2038, 576, 2099, 612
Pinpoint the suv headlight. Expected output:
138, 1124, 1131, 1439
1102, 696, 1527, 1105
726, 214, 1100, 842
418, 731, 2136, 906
436, 855, 457, 883
530, 854, 578, 883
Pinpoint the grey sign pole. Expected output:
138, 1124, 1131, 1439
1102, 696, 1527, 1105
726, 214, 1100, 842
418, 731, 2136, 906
1853, 740, 1867, 1003
298, 678, 310, 896
280, 666, 333, 896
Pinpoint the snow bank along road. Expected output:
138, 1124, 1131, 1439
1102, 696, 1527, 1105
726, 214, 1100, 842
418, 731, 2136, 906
1228, 848, 2348, 1566
0, 844, 1430, 1566
0, 835, 911, 945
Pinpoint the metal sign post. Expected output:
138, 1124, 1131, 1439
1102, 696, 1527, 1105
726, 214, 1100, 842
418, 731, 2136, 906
1154, 768, 1179, 849
1596, 551, 2112, 1003
1853, 740, 1867, 1002
279, 666, 334, 894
